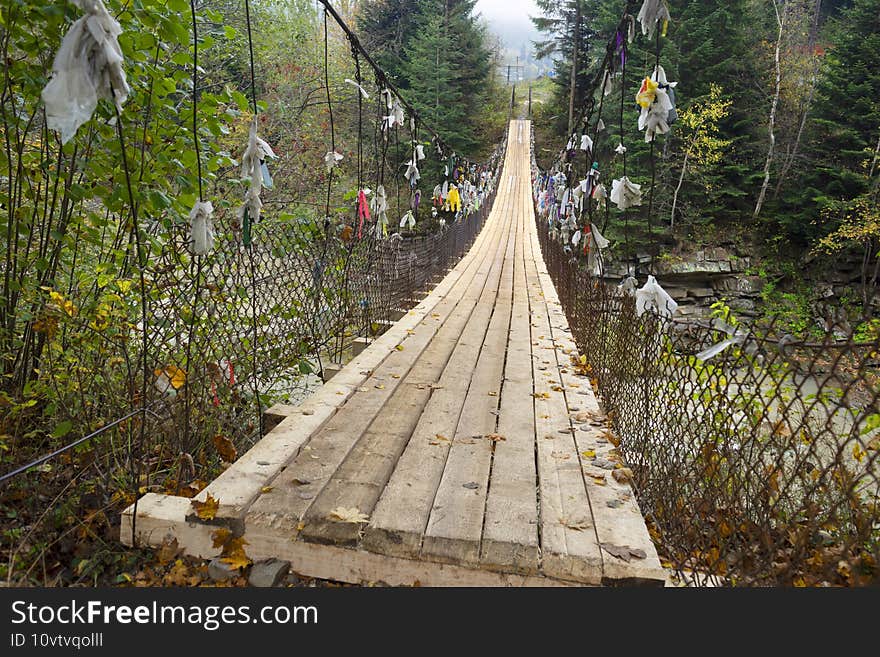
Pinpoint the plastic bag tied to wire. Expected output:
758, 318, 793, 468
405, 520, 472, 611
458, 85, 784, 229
238, 117, 277, 226
610, 176, 642, 210
42, 0, 130, 144
636, 65, 678, 143
189, 200, 215, 256
635, 275, 677, 319
371, 185, 388, 238
637, 0, 671, 39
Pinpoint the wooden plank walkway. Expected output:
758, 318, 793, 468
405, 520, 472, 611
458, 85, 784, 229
122, 120, 665, 586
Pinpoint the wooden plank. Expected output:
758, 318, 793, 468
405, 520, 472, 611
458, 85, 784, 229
245, 526, 578, 587
121, 494, 216, 558
121, 494, 581, 587
245, 187, 510, 538
361, 134, 522, 560
481, 136, 540, 573
522, 172, 603, 585
420, 180, 516, 565
297, 201, 516, 546
534, 257, 665, 585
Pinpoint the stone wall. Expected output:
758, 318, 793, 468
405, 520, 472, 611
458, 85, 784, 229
596, 242, 874, 326
601, 247, 762, 318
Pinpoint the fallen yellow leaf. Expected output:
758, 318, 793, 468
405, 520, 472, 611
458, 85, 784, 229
191, 493, 220, 520
329, 507, 370, 523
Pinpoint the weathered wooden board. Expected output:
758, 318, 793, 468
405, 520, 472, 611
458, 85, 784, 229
361, 161, 520, 559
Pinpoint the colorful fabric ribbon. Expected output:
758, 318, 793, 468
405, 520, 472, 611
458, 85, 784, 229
357, 189, 371, 239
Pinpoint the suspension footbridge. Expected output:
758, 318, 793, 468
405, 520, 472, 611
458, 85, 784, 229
121, 121, 665, 587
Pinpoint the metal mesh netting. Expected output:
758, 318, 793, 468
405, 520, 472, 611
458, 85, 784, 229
536, 216, 880, 586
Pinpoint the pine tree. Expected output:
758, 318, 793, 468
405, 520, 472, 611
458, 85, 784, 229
358, 0, 495, 154
807, 0, 880, 201
356, 0, 420, 80
403, 12, 467, 147
664, 0, 763, 226
532, 0, 602, 135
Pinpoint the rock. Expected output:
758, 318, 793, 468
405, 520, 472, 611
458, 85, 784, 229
208, 558, 237, 582
302, 409, 315, 416
606, 499, 623, 509
687, 287, 715, 299
664, 286, 690, 300
738, 276, 765, 295
593, 458, 616, 470
728, 298, 756, 313
248, 559, 291, 588
612, 467, 634, 484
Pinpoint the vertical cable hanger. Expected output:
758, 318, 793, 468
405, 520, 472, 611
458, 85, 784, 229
618, 26, 630, 255
182, 0, 207, 463
243, 0, 264, 438
112, 86, 149, 549
322, 7, 337, 236
312, 6, 338, 377
646, 21, 663, 276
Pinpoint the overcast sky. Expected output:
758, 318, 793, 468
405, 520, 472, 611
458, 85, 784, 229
475, 0, 541, 51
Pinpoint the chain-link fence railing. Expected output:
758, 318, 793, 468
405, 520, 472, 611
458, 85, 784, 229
537, 217, 880, 587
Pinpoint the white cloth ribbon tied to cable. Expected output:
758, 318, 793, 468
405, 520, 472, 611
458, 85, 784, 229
580, 134, 593, 153
637, 0, 671, 39
610, 176, 642, 210
586, 223, 610, 276
415, 144, 426, 161
602, 69, 614, 96
42, 0, 131, 144
344, 78, 370, 99
635, 275, 678, 318
239, 117, 276, 225
404, 160, 420, 185
372, 184, 389, 238
400, 210, 416, 231
324, 150, 344, 173
382, 90, 405, 130
189, 200, 215, 256
571, 183, 585, 212
592, 183, 607, 209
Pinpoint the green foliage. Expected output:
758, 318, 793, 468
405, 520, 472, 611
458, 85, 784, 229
357, 0, 503, 155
